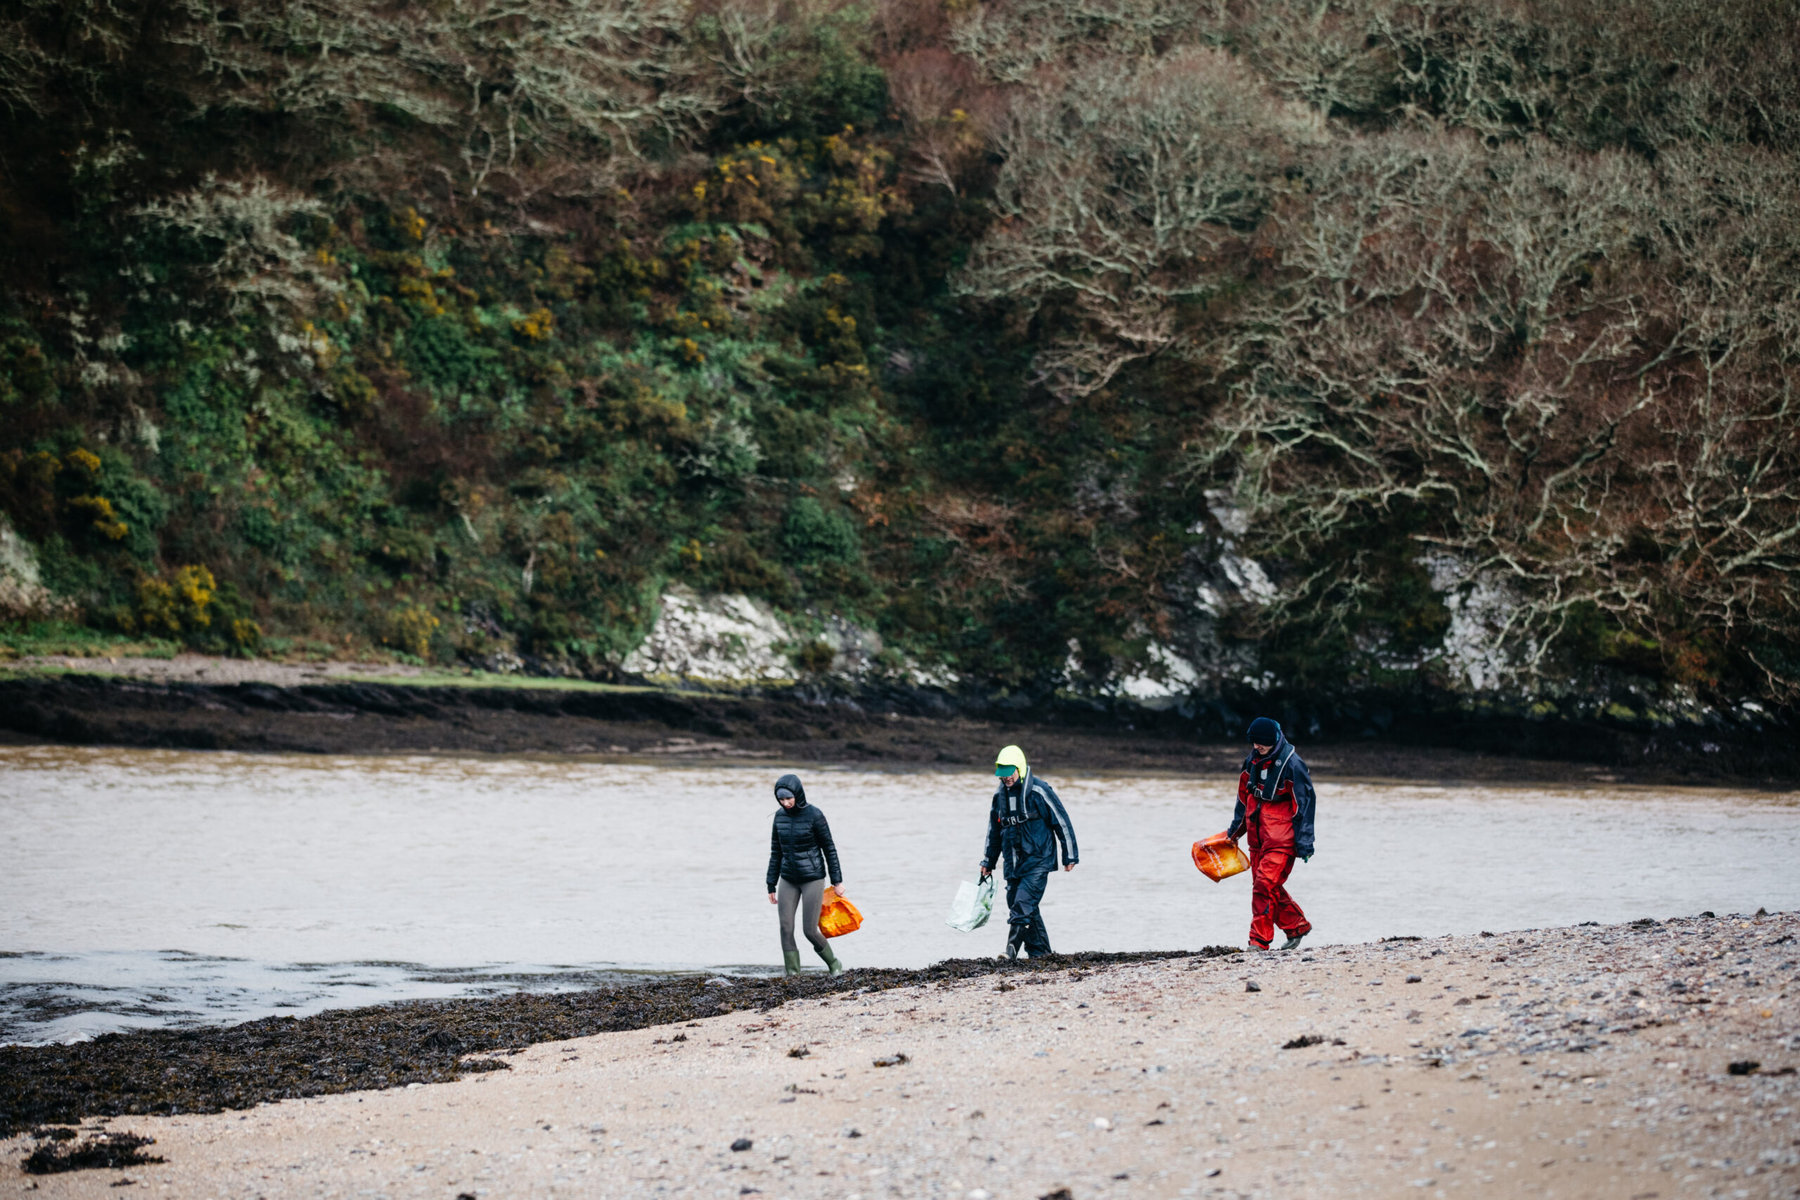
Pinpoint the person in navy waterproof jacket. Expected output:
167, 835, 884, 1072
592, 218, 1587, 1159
979, 743, 1078, 959
1227, 716, 1317, 951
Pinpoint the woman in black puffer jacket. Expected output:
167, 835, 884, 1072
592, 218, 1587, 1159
765, 773, 845, 977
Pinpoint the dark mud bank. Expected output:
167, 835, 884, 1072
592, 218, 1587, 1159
1, 671, 1795, 784
0, 951, 1215, 1138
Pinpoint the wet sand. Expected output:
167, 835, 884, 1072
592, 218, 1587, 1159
3, 666, 1791, 786
6, 912, 1796, 1198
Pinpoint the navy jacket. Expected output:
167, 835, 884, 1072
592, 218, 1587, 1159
766, 774, 842, 890
981, 771, 1078, 877
1227, 734, 1316, 858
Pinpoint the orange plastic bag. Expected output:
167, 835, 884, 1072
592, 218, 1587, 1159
818, 891, 863, 938
1192, 832, 1249, 882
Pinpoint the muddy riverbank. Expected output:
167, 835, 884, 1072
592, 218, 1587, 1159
2, 667, 1794, 786
3, 913, 1795, 1197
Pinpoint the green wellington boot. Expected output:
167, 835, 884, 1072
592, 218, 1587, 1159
818, 946, 845, 977
783, 950, 803, 977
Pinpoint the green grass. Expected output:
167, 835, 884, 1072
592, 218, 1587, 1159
0, 651, 683, 696
0, 620, 181, 660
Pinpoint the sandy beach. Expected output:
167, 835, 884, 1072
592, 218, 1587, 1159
6, 912, 1797, 1198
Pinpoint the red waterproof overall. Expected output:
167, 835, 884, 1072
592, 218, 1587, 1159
1238, 761, 1311, 948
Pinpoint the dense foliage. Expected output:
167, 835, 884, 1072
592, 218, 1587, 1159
2, 0, 1796, 706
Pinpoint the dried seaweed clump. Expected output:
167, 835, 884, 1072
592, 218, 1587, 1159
22, 1130, 163, 1175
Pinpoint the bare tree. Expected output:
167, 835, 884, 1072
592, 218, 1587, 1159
166, 0, 724, 204
133, 175, 334, 314
956, 8, 1800, 698
1188, 132, 1800, 695
886, 48, 982, 196
955, 47, 1322, 399
919, 495, 1032, 604
947, 0, 1193, 87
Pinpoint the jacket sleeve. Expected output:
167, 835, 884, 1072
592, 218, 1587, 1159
766, 818, 781, 893
1290, 758, 1316, 858
1226, 768, 1248, 840
814, 808, 843, 886
1040, 782, 1078, 867
981, 792, 1002, 870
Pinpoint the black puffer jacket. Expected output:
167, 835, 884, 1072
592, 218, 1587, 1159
766, 773, 843, 891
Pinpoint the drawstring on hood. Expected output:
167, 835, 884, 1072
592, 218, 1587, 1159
774, 773, 808, 808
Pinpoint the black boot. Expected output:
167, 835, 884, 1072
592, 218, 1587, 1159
1005, 927, 1024, 960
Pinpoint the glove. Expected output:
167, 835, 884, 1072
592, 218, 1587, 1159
1301, 854, 1312, 863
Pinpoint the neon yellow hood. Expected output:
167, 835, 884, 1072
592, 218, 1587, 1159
995, 744, 1028, 779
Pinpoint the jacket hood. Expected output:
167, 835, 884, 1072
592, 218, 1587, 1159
774, 772, 808, 808
995, 744, 1029, 785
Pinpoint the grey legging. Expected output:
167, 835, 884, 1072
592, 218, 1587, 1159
776, 877, 830, 957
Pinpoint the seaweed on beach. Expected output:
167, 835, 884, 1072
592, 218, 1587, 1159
21, 1131, 163, 1174
0, 950, 1224, 1137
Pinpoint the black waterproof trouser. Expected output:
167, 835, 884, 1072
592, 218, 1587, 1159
1005, 869, 1053, 956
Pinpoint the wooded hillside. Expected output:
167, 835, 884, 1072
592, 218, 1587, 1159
2, 0, 1796, 712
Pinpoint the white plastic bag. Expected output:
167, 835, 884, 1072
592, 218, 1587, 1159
945, 876, 996, 932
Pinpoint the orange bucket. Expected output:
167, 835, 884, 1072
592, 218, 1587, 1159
1192, 832, 1249, 882
818, 892, 863, 938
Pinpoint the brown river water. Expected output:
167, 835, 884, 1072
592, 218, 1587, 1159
2, 745, 1795, 1044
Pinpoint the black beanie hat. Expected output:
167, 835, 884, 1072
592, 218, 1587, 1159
1246, 717, 1282, 746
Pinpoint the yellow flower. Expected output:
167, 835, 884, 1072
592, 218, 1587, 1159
512, 308, 555, 341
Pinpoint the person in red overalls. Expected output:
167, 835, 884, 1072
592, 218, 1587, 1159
1226, 717, 1316, 951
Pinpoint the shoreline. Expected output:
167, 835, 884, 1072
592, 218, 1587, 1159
4, 665, 1795, 787
0, 951, 1206, 1137
3, 913, 1795, 1196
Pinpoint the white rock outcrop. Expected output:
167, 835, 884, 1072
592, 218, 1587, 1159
0, 516, 57, 619
1115, 641, 1202, 706
620, 586, 799, 685
620, 586, 956, 690
1192, 491, 1278, 616
1419, 552, 1525, 692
